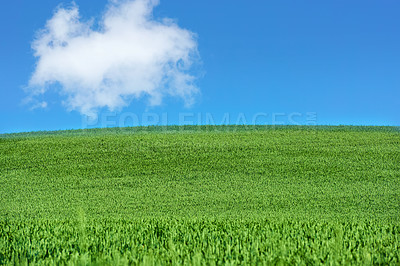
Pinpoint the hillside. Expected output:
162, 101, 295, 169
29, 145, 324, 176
1, 125, 399, 264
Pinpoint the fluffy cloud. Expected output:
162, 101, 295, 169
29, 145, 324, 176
28, 0, 199, 116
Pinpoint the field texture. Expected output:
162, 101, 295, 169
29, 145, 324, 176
1, 125, 399, 264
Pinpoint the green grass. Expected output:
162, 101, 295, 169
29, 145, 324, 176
1, 125, 399, 264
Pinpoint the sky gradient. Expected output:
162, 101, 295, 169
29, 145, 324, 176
1, 0, 399, 133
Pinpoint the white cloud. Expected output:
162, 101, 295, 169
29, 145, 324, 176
30, 101, 48, 110
28, 0, 199, 116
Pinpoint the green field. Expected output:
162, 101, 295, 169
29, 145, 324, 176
1, 125, 399, 264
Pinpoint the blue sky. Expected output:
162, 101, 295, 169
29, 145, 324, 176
1, 0, 399, 133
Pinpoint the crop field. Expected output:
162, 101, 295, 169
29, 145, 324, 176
0, 125, 399, 264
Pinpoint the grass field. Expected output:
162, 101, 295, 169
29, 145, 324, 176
1, 125, 399, 264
